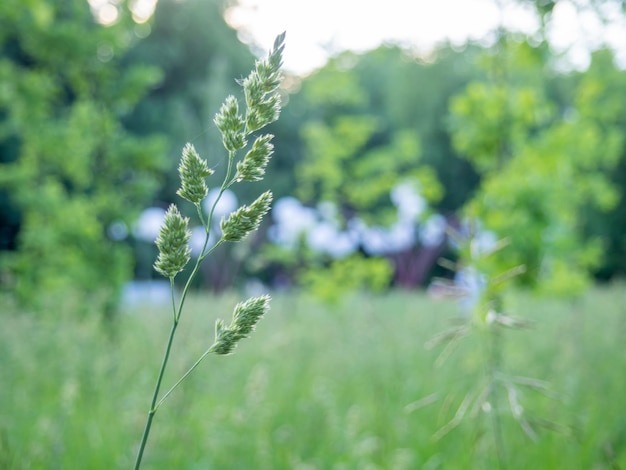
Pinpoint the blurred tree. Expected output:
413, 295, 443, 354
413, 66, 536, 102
0, 0, 165, 316
350, 44, 484, 212
519, 0, 626, 23
449, 38, 622, 295
288, 45, 484, 214
515, 0, 626, 281
254, 44, 498, 296
272, 48, 474, 293
124, 0, 256, 202
575, 50, 626, 280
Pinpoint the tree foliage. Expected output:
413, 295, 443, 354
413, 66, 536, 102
124, 0, 256, 202
449, 38, 623, 295
271, 48, 460, 295
0, 0, 165, 315
4, 0, 626, 307
290, 45, 483, 214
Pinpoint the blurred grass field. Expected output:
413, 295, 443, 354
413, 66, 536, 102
1, 285, 625, 469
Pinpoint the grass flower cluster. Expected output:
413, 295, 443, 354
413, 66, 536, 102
220, 190, 273, 242
210, 294, 271, 355
176, 143, 214, 204
134, 32, 286, 469
153, 205, 191, 279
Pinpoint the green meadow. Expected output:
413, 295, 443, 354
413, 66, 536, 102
2, 286, 625, 469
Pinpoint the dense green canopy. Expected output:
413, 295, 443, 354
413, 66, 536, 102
2, 0, 626, 314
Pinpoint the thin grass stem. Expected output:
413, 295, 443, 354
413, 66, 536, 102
155, 347, 213, 410
134, 290, 180, 470
134, 149, 235, 468
484, 326, 506, 469
134, 32, 284, 466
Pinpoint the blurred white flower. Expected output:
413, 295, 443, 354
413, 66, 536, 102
420, 214, 447, 247
388, 222, 416, 252
268, 196, 317, 248
307, 221, 358, 259
203, 188, 238, 220
359, 221, 416, 255
317, 200, 340, 225
268, 189, 448, 259
360, 225, 389, 255
133, 207, 166, 242
391, 181, 427, 222
189, 225, 216, 257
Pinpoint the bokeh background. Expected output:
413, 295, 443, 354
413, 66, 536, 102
1, 0, 626, 468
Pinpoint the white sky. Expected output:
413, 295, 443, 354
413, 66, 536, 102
88, 0, 626, 74
223, 0, 626, 75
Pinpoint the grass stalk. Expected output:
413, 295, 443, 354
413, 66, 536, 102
133, 32, 285, 468
485, 326, 506, 469
134, 300, 179, 469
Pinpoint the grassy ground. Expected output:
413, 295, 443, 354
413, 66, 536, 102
1, 285, 625, 469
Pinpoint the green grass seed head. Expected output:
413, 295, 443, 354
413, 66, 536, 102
214, 95, 246, 152
220, 191, 273, 242
176, 143, 214, 204
211, 295, 271, 355
242, 32, 285, 132
236, 134, 274, 182
153, 204, 191, 279
135, 33, 285, 469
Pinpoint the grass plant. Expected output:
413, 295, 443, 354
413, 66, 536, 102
133, 32, 285, 468
1, 286, 625, 468
426, 228, 561, 469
